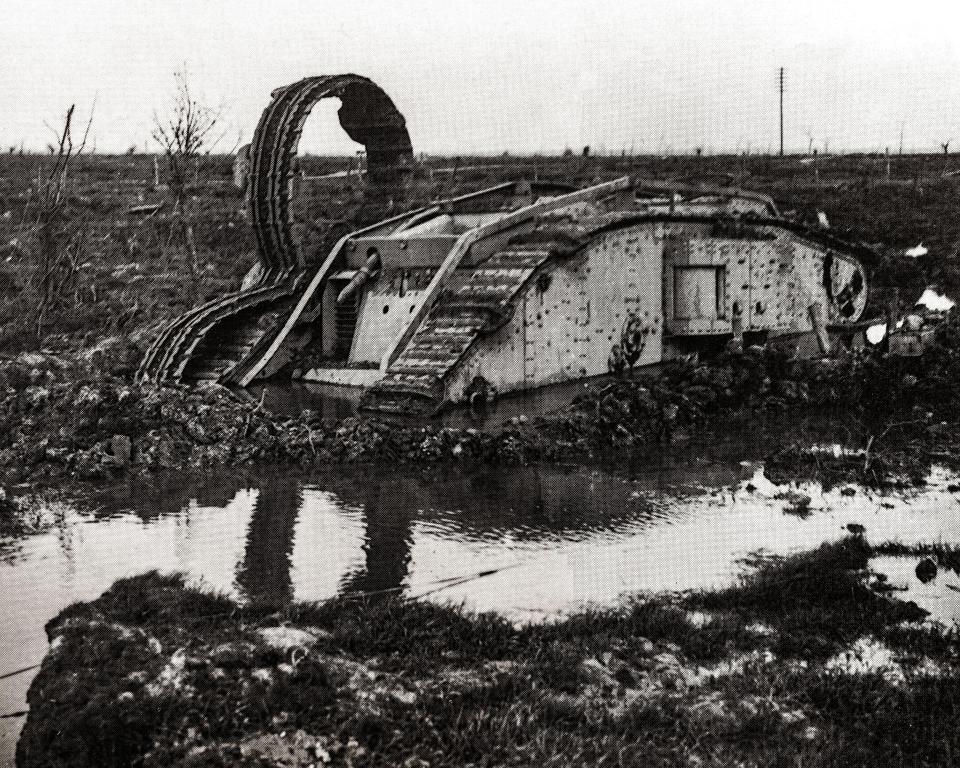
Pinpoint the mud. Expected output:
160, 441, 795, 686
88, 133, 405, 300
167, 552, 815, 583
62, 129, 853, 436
5, 308, 960, 501
4, 455, 960, 763
17, 534, 960, 768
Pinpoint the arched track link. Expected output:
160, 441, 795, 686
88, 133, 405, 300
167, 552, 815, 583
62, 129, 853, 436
138, 74, 413, 384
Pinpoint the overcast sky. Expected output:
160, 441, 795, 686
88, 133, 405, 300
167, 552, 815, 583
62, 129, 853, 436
4, 0, 960, 155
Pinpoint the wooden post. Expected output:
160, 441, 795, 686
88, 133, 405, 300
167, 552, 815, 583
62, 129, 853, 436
808, 301, 831, 355
779, 67, 785, 157
884, 290, 900, 352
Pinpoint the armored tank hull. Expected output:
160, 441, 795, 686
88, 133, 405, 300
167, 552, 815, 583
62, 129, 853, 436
287, 177, 869, 414
139, 74, 871, 417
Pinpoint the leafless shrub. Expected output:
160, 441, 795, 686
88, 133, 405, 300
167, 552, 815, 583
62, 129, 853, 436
151, 69, 224, 302
152, 68, 222, 208
22, 104, 94, 337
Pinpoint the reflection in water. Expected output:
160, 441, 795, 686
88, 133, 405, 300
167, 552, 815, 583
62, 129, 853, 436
5, 460, 960, 766
236, 477, 302, 606
244, 382, 358, 422
122, 461, 746, 611
339, 474, 415, 597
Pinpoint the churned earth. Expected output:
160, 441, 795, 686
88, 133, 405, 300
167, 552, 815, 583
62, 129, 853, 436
6, 152, 960, 765
3, 308, 960, 495
16, 534, 960, 768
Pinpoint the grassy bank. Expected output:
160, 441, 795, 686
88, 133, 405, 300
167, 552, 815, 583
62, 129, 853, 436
17, 535, 960, 767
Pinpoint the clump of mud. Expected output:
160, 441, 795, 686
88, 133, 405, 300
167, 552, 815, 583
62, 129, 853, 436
18, 536, 960, 768
4, 311, 960, 494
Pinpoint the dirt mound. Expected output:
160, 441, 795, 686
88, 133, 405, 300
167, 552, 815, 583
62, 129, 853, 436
19, 536, 957, 768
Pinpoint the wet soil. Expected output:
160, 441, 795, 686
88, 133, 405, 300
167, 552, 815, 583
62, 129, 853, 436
16, 534, 960, 767
3, 447, 960, 765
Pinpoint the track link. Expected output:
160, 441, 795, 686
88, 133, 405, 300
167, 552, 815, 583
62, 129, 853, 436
138, 74, 413, 385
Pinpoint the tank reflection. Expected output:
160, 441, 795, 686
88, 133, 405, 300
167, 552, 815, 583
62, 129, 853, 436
337, 469, 415, 598
88, 406, 866, 607
228, 460, 752, 605
235, 476, 302, 605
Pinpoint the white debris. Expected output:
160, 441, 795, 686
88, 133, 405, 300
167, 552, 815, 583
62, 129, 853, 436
866, 323, 888, 344
236, 730, 329, 766
251, 668, 273, 683
905, 243, 929, 258
916, 288, 955, 313
258, 625, 322, 652
807, 444, 865, 459
825, 638, 906, 682
825, 637, 948, 683
390, 688, 418, 705
689, 649, 776, 686
826, 637, 897, 676
746, 622, 775, 637
146, 648, 188, 696
686, 611, 712, 628
817, 211, 830, 228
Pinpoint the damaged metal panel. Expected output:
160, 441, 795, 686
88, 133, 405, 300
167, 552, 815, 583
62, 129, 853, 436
348, 267, 437, 365
445, 225, 664, 403
355, 184, 872, 413
662, 230, 867, 340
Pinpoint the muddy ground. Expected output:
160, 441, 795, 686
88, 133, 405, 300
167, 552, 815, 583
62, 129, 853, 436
2, 152, 960, 505
17, 535, 960, 767
4, 307, 960, 490
6, 153, 960, 765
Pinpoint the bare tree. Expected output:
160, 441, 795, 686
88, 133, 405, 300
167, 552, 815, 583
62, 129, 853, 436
26, 104, 94, 336
942, 140, 952, 155
151, 69, 222, 301
151, 68, 221, 209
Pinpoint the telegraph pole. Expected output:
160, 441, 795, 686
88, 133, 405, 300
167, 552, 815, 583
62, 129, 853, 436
779, 67, 785, 156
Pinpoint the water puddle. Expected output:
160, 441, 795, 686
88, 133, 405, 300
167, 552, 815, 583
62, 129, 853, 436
869, 554, 960, 626
2, 458, 960, 763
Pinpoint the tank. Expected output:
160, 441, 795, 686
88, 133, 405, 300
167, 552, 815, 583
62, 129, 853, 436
289, 177, 869, 414
139, 75, 871, 416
